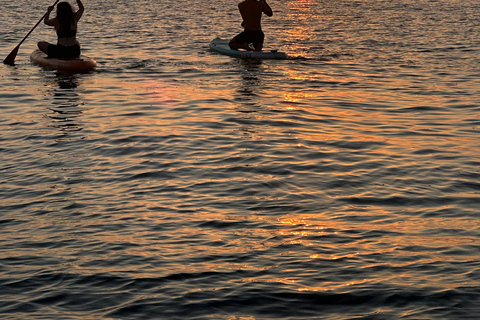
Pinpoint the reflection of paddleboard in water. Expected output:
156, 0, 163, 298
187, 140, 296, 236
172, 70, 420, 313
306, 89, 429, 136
209, 37, 287, 59
30, 49, 96, 73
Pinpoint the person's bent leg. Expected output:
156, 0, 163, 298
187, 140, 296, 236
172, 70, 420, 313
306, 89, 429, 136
253, 32, 265, 52
230, 40, 249, 51
229, 32, 253, 51
38, 42, 50, 55
229, 39, 240, 50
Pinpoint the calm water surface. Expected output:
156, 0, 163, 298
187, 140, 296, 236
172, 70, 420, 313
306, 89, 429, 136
1, 0, 479, 319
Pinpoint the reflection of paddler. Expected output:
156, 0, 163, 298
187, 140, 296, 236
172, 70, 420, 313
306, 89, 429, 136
38, 0, 84, 59
229, 0, 273, 52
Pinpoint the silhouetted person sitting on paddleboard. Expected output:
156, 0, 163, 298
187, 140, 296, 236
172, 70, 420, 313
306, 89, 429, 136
38, 0, 84, 59
229, 0, 273, 52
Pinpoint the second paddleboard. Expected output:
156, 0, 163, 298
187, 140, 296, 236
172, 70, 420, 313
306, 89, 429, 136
209, 37, 287, 59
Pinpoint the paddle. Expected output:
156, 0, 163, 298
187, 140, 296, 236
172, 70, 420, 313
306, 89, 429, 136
3, 0, 61, 65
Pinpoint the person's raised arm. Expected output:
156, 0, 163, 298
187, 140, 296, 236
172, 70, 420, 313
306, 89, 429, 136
75, 0, 85, 20
44, 6, 56, 26
261, 0, 273, 17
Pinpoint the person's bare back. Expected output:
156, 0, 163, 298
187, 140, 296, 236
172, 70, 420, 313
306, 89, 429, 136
239, 0, 272, 31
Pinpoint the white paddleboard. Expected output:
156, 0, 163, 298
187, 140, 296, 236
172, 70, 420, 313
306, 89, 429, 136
209, 37, 287, 59
30, 49, 96, 73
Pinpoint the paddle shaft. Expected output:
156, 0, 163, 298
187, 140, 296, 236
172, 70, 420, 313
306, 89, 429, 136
3, 0, 61, 65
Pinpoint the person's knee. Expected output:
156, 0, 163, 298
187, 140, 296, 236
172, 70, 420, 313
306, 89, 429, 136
38, 42, 49, 53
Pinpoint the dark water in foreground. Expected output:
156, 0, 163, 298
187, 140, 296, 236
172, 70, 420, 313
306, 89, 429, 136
1, 0, 479, 319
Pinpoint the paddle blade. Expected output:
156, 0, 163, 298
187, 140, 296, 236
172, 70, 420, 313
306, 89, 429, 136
3, 45, 20, 66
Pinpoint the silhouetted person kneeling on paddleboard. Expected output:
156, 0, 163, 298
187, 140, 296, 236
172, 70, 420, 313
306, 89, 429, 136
229, 0, 273, 52
38, 0, 84, 59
